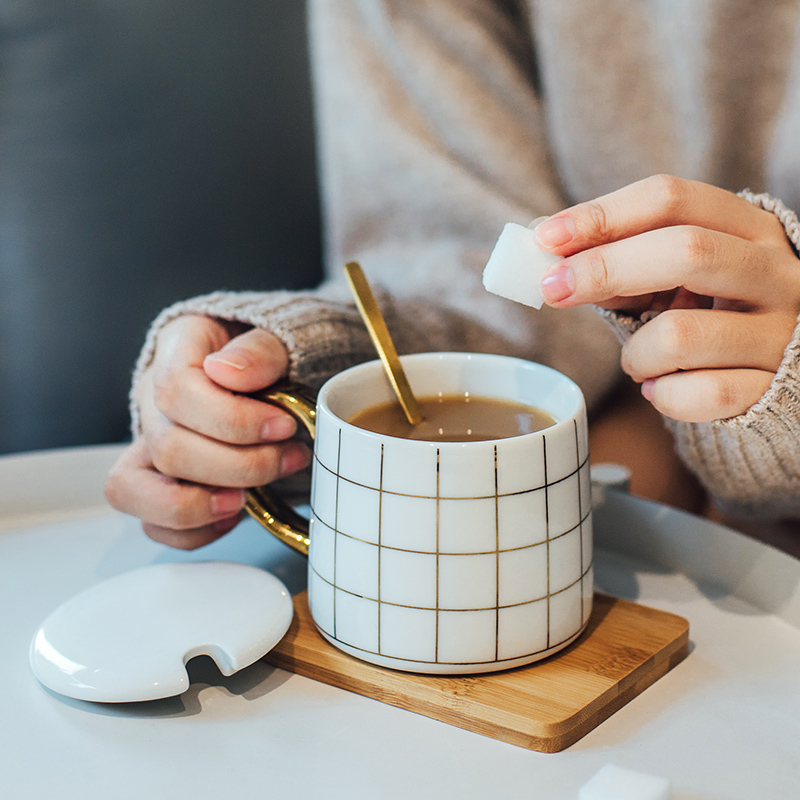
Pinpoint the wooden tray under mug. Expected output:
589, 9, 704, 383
263, 591, 689, 752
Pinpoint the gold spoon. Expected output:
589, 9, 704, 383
343, 261, 423, 425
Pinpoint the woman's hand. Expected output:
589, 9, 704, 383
104, 315, 310, 549
536, 175, 800, 422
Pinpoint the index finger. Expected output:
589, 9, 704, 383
534, 175, 784, 255
539, 225, 780, 309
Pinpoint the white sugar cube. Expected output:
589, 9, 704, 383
482, 219, 561, 309
578, 764, 671, 800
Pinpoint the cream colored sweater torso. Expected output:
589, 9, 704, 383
133, 0, 800, 519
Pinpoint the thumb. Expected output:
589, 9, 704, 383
203, 328, 290, 393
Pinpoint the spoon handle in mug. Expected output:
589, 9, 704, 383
344, 261, 423, 426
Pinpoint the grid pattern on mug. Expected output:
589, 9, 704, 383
307, 420, 592, 666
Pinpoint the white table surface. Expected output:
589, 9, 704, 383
2, 444, 799, 799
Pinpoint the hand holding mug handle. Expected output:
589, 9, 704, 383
246, 382, 318, 556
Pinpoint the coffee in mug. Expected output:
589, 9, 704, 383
347, 394, 555, 442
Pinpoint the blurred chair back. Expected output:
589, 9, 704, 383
0, 0, 322, 454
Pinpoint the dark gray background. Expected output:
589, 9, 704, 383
0, 0, 323, 453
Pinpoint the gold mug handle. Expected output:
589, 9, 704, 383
244, 382, 318, 557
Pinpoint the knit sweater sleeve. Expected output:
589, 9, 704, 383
129, 0, 622, 434
598, 191, 800, 519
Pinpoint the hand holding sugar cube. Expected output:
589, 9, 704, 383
482, 217, 562, 309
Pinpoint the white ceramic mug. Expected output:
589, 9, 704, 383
247, 352, 592, 674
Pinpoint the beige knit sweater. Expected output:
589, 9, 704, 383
132, 0, 800, 519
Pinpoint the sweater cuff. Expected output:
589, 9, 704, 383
592, 305, 642, 343
738, 189, 800, 254
128, 290, 377, 437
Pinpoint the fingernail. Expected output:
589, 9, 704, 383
206, 348, 251, 371
641, 379, 654, 402
261, 415, 296, 441
535, 215, 575, 248
211, 488, 246, 516
279, 445, 311, 477
540, 265, 575, 303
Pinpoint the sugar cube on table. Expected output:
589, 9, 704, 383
482, 218, 562, 309
578, 763, 671, 800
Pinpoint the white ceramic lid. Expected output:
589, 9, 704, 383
30, 561, 293, 703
